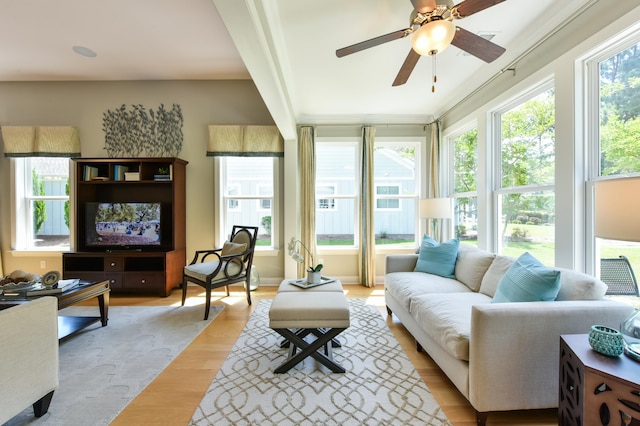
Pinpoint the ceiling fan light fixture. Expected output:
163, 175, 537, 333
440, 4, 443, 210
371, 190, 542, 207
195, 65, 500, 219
411, 19, 456, 56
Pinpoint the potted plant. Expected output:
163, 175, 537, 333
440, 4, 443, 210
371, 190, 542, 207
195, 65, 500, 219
287, 237, 323, 284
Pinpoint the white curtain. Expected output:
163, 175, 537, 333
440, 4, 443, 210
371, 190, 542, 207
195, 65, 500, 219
359, 127, 376, 287
298, 126, 317, 278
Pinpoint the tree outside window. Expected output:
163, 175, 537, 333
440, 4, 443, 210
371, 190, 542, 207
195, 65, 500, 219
451, 128, 479, 246
496, 86, 556, 265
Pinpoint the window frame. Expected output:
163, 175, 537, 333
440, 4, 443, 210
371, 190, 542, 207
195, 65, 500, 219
218, 156, 279, 250
491, 79, 556, 259
11, 157, 70, 252
446, 123, 479, 245
585, 28, 640, 275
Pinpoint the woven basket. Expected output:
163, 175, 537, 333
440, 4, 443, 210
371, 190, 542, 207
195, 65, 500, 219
588, 325, 624, 357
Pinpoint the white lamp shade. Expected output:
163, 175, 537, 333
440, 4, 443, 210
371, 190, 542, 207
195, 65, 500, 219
420, 198, 453, 219
595, 177, 640, 241
411, 20, 456, 56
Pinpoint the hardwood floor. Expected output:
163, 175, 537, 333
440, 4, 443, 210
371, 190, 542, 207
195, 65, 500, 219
103, 285, 557, 425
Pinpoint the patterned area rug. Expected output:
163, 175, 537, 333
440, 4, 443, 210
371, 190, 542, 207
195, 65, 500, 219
5, 304, 222, 426
191, 299, 450, 426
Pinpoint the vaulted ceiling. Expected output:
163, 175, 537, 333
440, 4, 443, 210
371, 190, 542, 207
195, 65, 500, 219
0, 0, 610, 138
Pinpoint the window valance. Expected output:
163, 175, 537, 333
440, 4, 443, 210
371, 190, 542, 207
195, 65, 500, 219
1, 126, 81, 157
207, 125, 284, 157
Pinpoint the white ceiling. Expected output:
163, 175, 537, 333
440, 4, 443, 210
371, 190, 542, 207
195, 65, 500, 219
1, 0, 595, 134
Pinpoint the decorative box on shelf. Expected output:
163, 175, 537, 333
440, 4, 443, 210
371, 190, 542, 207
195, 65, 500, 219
124, 172, 140, 181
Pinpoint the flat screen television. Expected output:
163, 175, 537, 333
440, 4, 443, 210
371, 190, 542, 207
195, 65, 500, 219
84, 202, 162, 250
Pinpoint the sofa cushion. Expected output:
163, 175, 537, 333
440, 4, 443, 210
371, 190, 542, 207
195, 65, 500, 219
455, 244, 496, 291
414, 235, 459, 278
479, 255, 516, 297
409, 292, 492, 361
385, 272, 472, 311
554, 267, 608, 300
492, 252, 561, 303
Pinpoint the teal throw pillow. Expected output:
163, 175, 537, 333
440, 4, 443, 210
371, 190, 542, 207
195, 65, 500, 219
492, 252, 561, 303
414, 235, 459, 279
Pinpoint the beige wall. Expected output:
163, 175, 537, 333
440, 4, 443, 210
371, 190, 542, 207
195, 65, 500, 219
0, 80, 286, 281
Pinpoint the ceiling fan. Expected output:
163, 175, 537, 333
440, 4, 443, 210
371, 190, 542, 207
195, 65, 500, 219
336, 0, 508, 87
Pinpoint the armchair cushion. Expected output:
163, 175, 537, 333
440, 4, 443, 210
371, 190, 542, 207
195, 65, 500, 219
184, 260, 243, 284
221, 241, 246, 256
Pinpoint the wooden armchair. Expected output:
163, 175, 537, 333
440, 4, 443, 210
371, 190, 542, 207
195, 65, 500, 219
182, 225, 258, 319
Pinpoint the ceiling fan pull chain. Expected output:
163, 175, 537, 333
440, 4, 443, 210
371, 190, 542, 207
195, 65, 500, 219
432, 55, 437, 93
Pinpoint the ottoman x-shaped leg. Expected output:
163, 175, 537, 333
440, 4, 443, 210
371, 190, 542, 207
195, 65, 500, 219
272, 327, 347, 373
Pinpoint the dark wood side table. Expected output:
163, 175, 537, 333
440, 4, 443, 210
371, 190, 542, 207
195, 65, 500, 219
559, 334, 640, 425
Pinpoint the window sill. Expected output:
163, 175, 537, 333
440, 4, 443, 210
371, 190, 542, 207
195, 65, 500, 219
9, 249, 67, 257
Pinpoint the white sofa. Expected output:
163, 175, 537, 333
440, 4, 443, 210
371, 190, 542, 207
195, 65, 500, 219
384, 244, 635, 425
0, 297, 59, 424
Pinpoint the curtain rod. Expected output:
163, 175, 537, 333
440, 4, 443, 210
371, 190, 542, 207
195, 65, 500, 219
437, 0, 600, 122
298, 122, 436, 129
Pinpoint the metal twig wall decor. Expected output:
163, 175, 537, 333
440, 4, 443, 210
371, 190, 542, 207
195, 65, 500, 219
102, 104, 184, 158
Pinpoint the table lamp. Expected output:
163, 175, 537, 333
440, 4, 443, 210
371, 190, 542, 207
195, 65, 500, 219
595, 176, 640, 361
420, 198, 453, 242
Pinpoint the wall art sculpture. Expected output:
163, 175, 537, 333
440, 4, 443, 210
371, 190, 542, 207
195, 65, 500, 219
102, 104, 183, 158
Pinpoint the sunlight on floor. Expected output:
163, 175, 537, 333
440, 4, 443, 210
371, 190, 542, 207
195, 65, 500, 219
181, 290, 245, 307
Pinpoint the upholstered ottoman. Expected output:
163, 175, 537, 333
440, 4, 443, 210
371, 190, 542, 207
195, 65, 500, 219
269, 290, 350, 373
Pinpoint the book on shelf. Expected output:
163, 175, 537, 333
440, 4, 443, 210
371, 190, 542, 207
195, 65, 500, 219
83, 165, 99, 181
153, 174, 171, 181
114, 165, 129, 181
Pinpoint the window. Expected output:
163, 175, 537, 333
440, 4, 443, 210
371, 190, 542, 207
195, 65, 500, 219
375, 185, 400, 210
221, 157, 276, 247
316, 185, 337, 210
315, 137, 423, 248
494, 84, 556, 265
373, 141, 420, 247
315, 142, 357, 246
588, 33, 640, 274
449, 127, 479, 247
12, 157, 70, 251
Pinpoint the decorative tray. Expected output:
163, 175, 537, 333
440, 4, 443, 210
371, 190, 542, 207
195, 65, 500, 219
287, 276, 336, 289
0, 280, 40, 295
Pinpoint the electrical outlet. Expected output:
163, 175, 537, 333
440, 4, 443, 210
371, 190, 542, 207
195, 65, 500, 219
40, 260, 46, 269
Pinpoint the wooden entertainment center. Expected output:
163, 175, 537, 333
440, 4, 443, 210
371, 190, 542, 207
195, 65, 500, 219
62, 158, 188, 297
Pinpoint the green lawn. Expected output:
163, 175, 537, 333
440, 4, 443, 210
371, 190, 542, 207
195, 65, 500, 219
315, 223, 640, 278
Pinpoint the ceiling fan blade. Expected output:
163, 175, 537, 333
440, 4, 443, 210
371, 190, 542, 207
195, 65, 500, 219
410, 0, 436, 13
454, 0, 507, 18
392, 49, 421, 86
451, 26, 506, 63
336, 29, 410, 58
